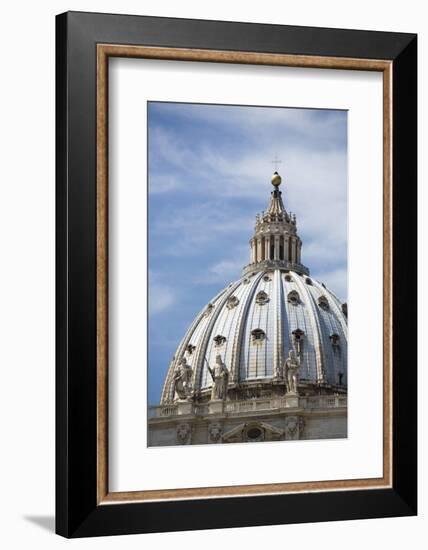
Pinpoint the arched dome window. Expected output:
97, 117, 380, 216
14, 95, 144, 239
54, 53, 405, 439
292, 328, 305, 341
318, 295, 330, 310
284, 274, 293, 282
251, 328, 266, 343
256, 290, 269, 305
305, 278, 313, 285
287, 290, 300, 305
226, 295, 239, 309
292, 328, 305, 355
330, 333, 340, 347
213, 335, 226, 347
263, 274, 272, 282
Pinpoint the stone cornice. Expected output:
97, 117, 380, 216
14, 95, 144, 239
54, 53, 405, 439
242, 260, 310, 277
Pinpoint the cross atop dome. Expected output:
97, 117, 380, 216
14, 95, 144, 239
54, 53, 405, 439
271, 153, 282, 171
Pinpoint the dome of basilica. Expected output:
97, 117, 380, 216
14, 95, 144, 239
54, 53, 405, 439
160, 172, 347, 405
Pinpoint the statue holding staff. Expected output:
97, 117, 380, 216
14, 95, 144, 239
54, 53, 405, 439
206, 355, 229, 400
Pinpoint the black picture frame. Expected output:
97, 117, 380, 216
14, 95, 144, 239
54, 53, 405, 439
56, 11, 417, 538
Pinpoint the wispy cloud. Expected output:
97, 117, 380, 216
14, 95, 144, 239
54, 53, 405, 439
148, 173, 181, 194
196, 247, 249, 285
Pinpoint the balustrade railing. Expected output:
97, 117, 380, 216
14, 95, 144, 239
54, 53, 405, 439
148, 395, 347, 418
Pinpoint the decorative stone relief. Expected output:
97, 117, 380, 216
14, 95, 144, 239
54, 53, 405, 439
208, 422, 223, 443
222, 422, 284, 444
285, 415, 305, 440
176, 423, 192, 445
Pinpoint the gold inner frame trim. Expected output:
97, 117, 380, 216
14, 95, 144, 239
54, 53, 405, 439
96, 44, 393, 504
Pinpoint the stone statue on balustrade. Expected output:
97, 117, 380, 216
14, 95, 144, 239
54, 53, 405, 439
284, 349, 301, 395
207, 354, 229, 401
173, 357, 193, 401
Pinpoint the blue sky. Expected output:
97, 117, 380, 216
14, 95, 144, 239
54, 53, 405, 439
148, 102, 348, 404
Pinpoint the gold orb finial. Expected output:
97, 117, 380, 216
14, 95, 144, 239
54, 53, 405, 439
271, 171, 282, 187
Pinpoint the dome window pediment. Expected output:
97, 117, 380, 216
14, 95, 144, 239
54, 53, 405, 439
204, 303, 214, 317
256, 290, 270, 305
292, 328, 305, 342
186, 344, 196, 355
318, 295, 330, 310
251, 328, 266, 343
226, 295, 239, 309
287, 290, 300, 305
213, 334, 226, 347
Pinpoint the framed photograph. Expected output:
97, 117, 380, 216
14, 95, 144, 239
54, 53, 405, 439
56, 11, 417, 537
